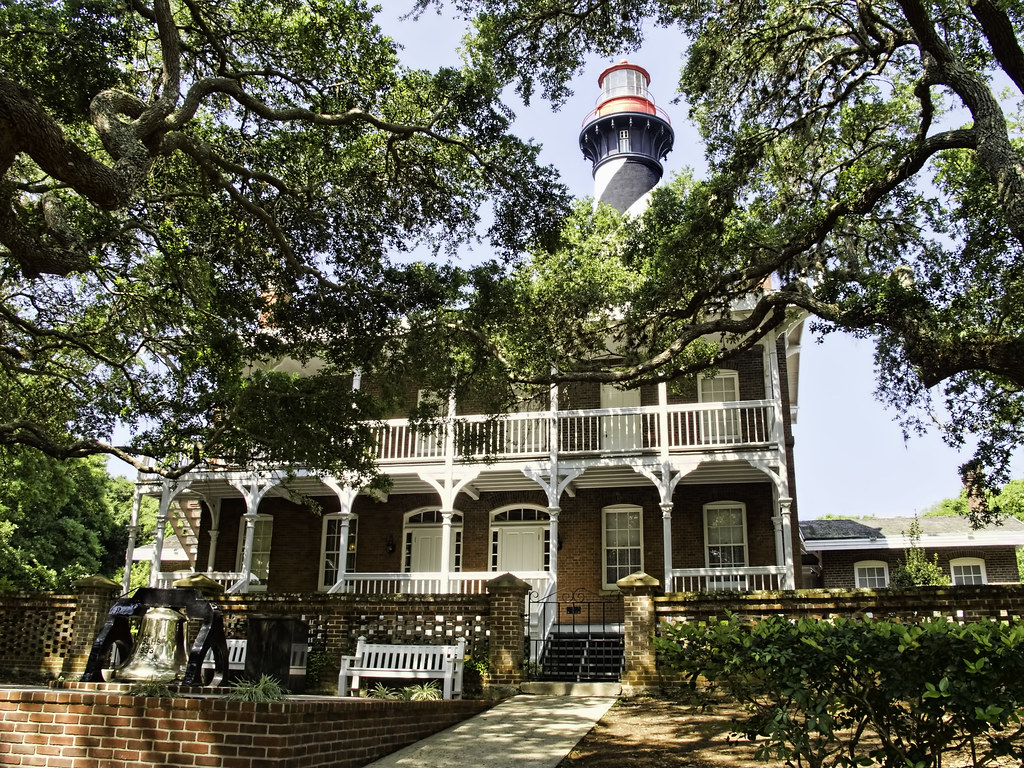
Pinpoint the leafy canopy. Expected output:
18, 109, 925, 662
415, 0, 1024, 491
0, 0, 567, 477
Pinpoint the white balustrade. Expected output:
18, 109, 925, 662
338, 571, 552, 596
671, 566, 787, 593
371, 401, 776, 464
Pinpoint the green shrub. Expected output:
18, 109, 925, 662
657, 614, 1024, 768
223, 674, 288, 702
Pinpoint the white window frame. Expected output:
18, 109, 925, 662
489, 506, 551, 572
402, 509, 463, 573
950, 557, 987, 585
698, 370, 740, 443
703, 502, 748, 569
236, 514, 273, 590
854, 560, 890, 588
602, 504, 644, 590
318, 514, 358, 591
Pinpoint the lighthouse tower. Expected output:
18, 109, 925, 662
579, 61, 674, 216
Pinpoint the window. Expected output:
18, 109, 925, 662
319, 514, 358, 591
698, 370, 740, 443
602, 505, 643, 589
490, 508, 550, 572
704, 503, 747, 588
950, 557, 987, 585
403, 510, 462, 573
618, 129, 630, 153
854, 560, 889, 588
236, 514, 273, 588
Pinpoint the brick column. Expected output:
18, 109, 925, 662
617, 571, 660, 695
485, 573, 531, 695
63, 574, 120, 679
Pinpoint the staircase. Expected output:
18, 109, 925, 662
538, 632, 624, 682
166, 498, 202, 569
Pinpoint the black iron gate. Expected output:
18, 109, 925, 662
524, 588, 624, 682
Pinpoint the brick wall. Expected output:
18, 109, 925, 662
818, 546, 1022, 588
0, 687, 489, 768
0, 594, 76, 681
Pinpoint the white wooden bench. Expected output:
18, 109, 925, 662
337, 636, 466, 699
201, 639, 309, 678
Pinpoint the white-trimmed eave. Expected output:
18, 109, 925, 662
805, 530, 1024, 551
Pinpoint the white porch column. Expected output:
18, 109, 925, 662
228, 473, 283, 593
660, 502, 674, 592
122, 487, 143, 593
205, 497, 222, 574
546, 507, 560, 590
148, 478, 191, 587
439, 510, 454, 592
779, 497, 794, 589
332, 512, 356, 592
239, 512, 259, 586
657, 382, 671, 462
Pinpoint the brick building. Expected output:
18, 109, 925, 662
800, 516, 1024, 588
128, 62, 805, 682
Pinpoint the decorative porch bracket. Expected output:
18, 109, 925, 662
635, 460, 699, 593
227, 472, 285, 593
146, 478, 193, 588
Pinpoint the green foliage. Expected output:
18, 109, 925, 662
0, 450, 127, 591
413, 0, 1024, 491
889, 519, 950, 588
364, 681, 442, 700
223, 674, 288, 702
0, 0, 568, 477
127, 681, 175, 699
657, 615, 1024, 768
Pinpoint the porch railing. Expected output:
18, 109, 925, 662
372, 400, 776, 464
154, 570, 266, 593
331, 571, 553, 597
670, 566, 788, 593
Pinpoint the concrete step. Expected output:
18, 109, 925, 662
520, 681, 622, 697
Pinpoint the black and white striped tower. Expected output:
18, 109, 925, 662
579, 60, 674, 216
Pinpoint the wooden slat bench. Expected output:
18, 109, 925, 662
337, 636, 466, 699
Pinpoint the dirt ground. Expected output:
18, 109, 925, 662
558, 695, 770, 768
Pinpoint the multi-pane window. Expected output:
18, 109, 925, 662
618, 129, 630, 153
319, 515, 358, 591
602, 505, 643, 589
698, 371, 740, 443
236, 515, 273, 586
704, 504, 747, 568
854, 560, 889, 588
950, 558, 986, 585
402, 510, 462, 572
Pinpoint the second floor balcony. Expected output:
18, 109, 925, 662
373, 399, 780, 465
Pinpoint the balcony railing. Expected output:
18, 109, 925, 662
330, 571, 553, 597
670, 566, 788, 593
154, 570, 267, 593
372, 400, 777, 464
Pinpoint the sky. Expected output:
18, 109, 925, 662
380, 3, 1018, 519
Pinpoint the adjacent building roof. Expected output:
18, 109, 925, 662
800, 515, 1024, 551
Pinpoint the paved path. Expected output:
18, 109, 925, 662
364, 694, 617, 768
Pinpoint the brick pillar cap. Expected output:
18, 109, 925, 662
73, 574, 120, 590
616, 571, 660, 589
486, 573, 532, 592
173, 573, 225, 595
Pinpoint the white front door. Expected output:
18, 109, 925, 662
407, 526, 461, 572
494, 525, 545, 572
600, 384, 642, 451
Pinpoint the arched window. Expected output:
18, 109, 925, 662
235, 514, 272, 591
950, 557, 987, 585
403, 509, 462, 573
489, 507, 551, 573
318, 514, 358, 591
854, 560, 889, 588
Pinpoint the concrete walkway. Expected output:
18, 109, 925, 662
364, 692, 618, 768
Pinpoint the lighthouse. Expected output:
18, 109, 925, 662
579, 61, 674, 216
